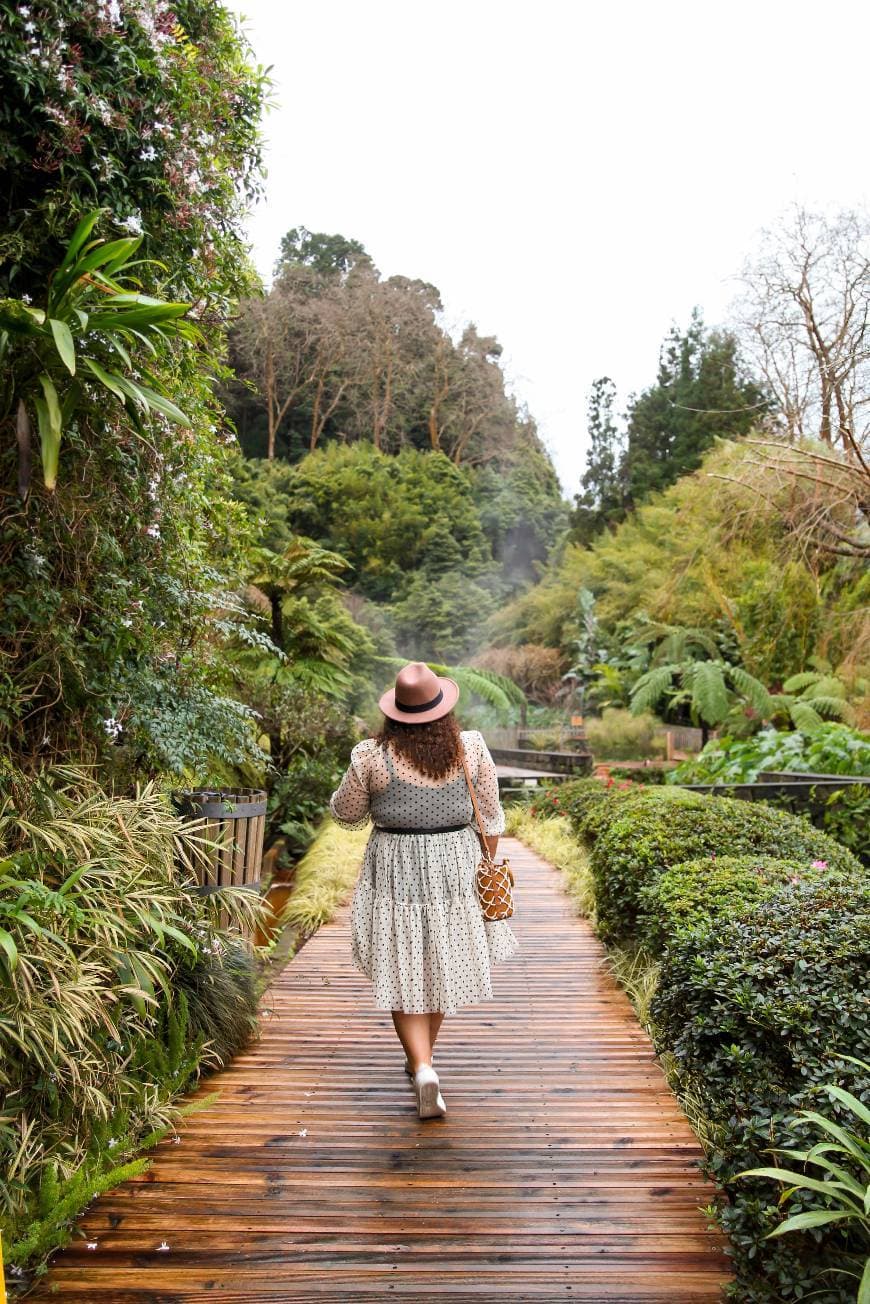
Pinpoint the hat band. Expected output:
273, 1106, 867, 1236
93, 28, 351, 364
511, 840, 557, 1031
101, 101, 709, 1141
394, 688, 444, 714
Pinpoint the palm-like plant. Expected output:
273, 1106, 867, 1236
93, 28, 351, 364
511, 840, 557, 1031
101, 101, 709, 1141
737, 1056, 870, 1304
1, 210, 196, 493
629, 622, 856, 738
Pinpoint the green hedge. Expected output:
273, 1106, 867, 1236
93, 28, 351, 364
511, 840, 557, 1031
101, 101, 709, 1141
652, 876, 869, 1300
542, 779, 869, 1300
561, 783, 861, 943
638, 854, 837, 952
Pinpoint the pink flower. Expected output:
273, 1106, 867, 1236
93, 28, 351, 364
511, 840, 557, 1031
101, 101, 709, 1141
811, 859, 828, 870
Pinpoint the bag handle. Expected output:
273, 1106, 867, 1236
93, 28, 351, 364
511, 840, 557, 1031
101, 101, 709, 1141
460, 742, 493, 866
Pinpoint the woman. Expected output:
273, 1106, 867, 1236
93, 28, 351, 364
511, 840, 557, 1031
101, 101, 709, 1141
329, 661, 519, 1119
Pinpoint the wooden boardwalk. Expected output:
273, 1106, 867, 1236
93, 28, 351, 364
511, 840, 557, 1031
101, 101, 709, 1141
33, 839, 729, 1301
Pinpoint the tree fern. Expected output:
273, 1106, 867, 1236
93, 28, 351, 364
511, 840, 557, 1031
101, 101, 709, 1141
782, 671, 824, 694
803, 695, 853, 722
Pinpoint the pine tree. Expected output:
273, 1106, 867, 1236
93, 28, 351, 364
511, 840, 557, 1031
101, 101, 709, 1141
570, 377, 625, 544
621, 309, 768, 507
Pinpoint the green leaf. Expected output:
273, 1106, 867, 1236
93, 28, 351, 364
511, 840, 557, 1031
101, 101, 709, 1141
0, 927, 18, 970
824, 1084, 870, 1128
35, 374, 62, 490
630, 664, 677, 715
58, 210, 102, 272
737, 1166, 861, 1205
82, 357, 128, 402
129, 382, 190, 426
768, 1209, 850, 1237
49, 318, 76, 375
690, 660, 731, 726
86, 303, 190, 331
859, 1254, 870, 1304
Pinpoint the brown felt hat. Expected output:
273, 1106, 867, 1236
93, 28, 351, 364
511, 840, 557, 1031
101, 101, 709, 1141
378, 661, 459, 724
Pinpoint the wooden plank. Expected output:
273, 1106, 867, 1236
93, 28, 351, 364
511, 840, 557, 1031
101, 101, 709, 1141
29, 839, 729, 1300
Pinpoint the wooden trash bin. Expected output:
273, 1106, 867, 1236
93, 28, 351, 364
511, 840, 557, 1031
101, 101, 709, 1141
172, 788, 267, 936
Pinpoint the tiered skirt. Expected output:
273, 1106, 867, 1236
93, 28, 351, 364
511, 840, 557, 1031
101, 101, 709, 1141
349, 826, 519, 1014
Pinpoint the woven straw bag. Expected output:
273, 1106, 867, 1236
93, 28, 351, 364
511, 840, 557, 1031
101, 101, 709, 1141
460, 746, 515, 921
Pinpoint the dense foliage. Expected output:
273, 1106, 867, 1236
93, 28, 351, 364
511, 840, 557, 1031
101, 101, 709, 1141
654, 878, 869, 1301
557, 781, 860, 944
492, 441, 869, 731
672, 723, 870, 783
0, 766, 263, 1287
232, 444, 565, 665
0, 0, 269, 778
534, 781, 869, 1300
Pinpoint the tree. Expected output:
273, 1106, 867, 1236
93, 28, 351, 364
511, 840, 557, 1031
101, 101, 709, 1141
571, 377, 625, 544
621, 310, 768, 507
279, 444, 495, 602
391, 571, 496, 663
275, 227, 372, 280
735, 205, 870, 458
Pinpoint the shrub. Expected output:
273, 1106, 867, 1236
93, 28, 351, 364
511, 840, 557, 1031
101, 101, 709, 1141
585, 787, 861, 943
671, 722, 870, 784
638, 854, 854, 953
651, 877, 870, 1300
0, 1, 268, 777
584, 707, 666, 760
0, 766, 264, 1283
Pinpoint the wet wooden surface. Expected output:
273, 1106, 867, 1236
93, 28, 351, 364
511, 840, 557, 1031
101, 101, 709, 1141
32, 838, 729, 1301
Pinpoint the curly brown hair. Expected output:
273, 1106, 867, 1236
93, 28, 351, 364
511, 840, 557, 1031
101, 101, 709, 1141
374, 713, 463, 780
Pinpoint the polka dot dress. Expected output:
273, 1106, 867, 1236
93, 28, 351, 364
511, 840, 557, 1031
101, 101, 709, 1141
329, 730, 519, 1015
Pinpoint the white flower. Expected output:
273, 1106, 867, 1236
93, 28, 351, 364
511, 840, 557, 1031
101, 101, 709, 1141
103, 717, 122, 740
156, 1240, 170, 1253
118, 213, 143, 235
140, 145, 157, 162
297, 1128, 308, 1138
145, 522, 161, 538
86, 1242, 98, 1251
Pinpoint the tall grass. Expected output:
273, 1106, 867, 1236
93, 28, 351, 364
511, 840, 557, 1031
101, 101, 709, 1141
506, 806, 595, 918
278, 820, 370, 936
0, 765, 265, 1287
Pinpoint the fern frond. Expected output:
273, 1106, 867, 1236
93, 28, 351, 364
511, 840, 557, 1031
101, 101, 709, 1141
782, 671, 822, 693
790, 701, 826, 733
629, 664, 677, 715
728, 664, 776, 715
805, 695, 854, 722
689, 661, 731, 726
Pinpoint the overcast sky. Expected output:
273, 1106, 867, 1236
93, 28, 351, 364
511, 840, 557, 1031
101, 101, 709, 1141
230, 0, 869, 495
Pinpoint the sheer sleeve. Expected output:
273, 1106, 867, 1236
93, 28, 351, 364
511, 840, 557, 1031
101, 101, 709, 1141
329, 741, 373, 831
468, 731, 505, 836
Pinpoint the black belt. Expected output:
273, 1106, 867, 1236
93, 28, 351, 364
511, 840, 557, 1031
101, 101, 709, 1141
375, 824, 471, 834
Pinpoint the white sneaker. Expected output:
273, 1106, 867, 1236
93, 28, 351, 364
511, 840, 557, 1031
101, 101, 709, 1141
414, 1064, 446, 1119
